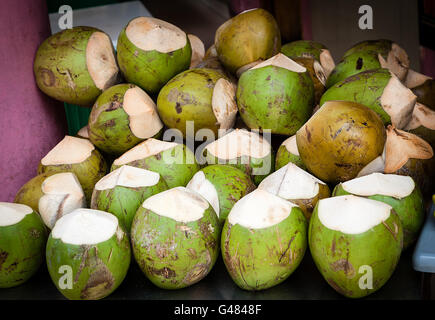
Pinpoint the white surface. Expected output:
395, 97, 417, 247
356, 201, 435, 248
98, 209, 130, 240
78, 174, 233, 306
186, 171, 220, 217
49, 1, 152, 47
0, 202, 33, 227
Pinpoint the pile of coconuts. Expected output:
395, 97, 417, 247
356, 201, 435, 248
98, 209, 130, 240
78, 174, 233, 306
1, 8, 433, 300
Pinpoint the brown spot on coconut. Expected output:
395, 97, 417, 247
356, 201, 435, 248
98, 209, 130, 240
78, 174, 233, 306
187, 34, 205, 69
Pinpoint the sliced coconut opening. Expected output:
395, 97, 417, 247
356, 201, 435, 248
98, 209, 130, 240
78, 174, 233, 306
378, 43, 409, 81
236, 60, 262, 78
86, 31, 119, 90
384, 125, 434, 173
41, 136, 95, 166
282, 135, 299, 155
313, 60, 327, 86
319, 49, 335, 78
205, 129, 271, 159
0, 202, 33, 226
212, 78, 238, 130
186, 171, 220, 217
123, 86, 163, 139
126, 17, 187, 53
404, 69, 432, 89
188, 34, 205, 68
52, 209, 119, 245
227, 189, 298, 229
95, 165, 160, 190
318, 195, 392, 235
258, 163, 326, 200
38, 172, 86, 229
142, 187, 209, 222
357, 155, 385, 177
250, 53, 306, 73
380, 73, 417, 129
342, 172, 414, 199
77, 125, 89, 139
113, 138, 178, 166
404, 103, 435, 130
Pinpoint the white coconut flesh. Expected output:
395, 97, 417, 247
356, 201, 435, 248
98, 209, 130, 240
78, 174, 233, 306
142, 187, 209, 223
228, 189, 298, 229
258, 163, 326, 200
236, 61, 262, 78
123, 86, 163, 139
41, 136, 94, 166
378, 43, 410, 81
342, 172, 414, 199
113, 138, 178, 166
0, 202, 33, 227
95, 165, 160, 190
357, 155, 385, 177
380, 73, 417, 129
186, 171, 220, 217
52, 209, 120, 245
38, 172, 86, 229
319, 49, 335, 78
126, 17, 187, 53
404, 69, 432, 89
318, 195, 392, 235
212, 78, 238, 130
205, 129, 271, 160
77, 126, 89, 139
404, 103, 435, 130
282, 135, 299, 155
188, 34, 205, 68
86, 31, 119, 90
251, 53, 306, 73
313, 60, 327, 86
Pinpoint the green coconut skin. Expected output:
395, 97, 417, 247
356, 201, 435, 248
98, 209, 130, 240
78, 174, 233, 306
412, 79, 435, 110
34, 27, 117, 107
292, 57, 325, 105
291, 184, 331, 221
281, 40, 327, 62
343, 39, 394, 59
275, 144, 306, 171
309, 203, 403, 298
0, 211, 47, 288
157, 69, 228, 138
320, 68, 392, 125
112, 144, 200, 188
116, 24, 191, 94
90, 176, 168, 233
38, 149, 108, 204
199, 165, 256, 224
14, 173, 56, 213
221, 207, 307, 291
88, 84, 162, 156
46, 227, 131, 300
131, 205, 220, 289
237, 65, 314, 135
215, 8, 281, 74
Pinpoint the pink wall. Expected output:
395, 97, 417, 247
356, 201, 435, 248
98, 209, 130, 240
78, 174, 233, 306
0, 0, 67, 202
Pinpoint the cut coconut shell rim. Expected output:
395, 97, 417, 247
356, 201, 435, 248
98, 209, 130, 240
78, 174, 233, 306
404, 103, 435, 130
188, 34, 205, 68
212, 78, 238, 130
0, 202, 33, 227
404, 69, 432, 89
186, 171, 220, 217
378, 43, 410, 81
282, 135, 299, 155
41, 136, 95, 166
319, 48, 335, 78
95, 165, 161, 190
250, 53, 306, 73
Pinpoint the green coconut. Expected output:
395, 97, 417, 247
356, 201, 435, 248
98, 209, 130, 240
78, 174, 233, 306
275, 135, 306, 170
157, 68, 237, 138
237, 54, 314, 135
258, 163, 330, 220
204, 129, 274, 185
320, 68, 417, 129
91, 165, 168, 233
292, 57, 326, 105
46, 209, 130, 300
117, 17, 191, 94
111, 138, 200, 188
131, 187, 220, 289
214, 8, 281, 74
88, 83, 163, 155
188, 34, 205, 68
221, 189, 307, 291
296, 101, 386, 184
37, 136, 108, 203
14, 172, 56, 212
0, 203, 47, 288
333, 173, 424, 249
309, 195, 403, 298
404, 103, 435, 148
34, 26, 120, 107
186, 164, 256, 225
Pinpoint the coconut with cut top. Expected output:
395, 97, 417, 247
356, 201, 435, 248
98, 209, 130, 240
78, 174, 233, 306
0, 202, 47, 288
38, 136, 107, 203
157, 68, 237, 138
88, 84, 163, 155
14, 172, 56, 212
91, 165, 168, 232
117, 17, 191, 94
34, 27, 120, 107
309, 195, 403, 298
275, 135, 306, 170
188, 34, 205, 69
186, 164, 255, 225
333, 172, 424, 249
111, 138, 199, 188
258, 163, 330, 220
403, 103, 435, 148
405, 69, 435, 110
204, 129, 274, 185
131, 187, 220, 289
292, 57, 326, 105
221, 189, 307, 291
321, 68, 417, 129
237, 53, 314, 135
